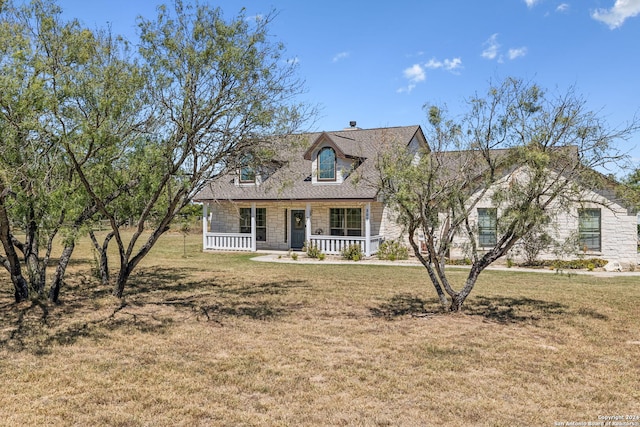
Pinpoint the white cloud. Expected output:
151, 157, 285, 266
481, 34, 500, 60
524, 0, 541, 7
508, 47, 528, 59
425, 57, 463, 72
396, 85, 416, 94
398, 57, 462, 94
332, 52, 350, 62
406, 51, 425, 58
403, 64, 426, 83
397, 64, 426, 94
592, 0, 640, 29
444, 57, 463, 71
481, 34, 527, 62
556, 3, 570, 12
424, 58, 442, 69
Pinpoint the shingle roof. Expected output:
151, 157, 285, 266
194, 125, 424, 202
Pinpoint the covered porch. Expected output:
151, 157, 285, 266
202, 201, 384, 257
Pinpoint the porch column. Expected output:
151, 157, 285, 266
365, 202, 371, 257
202, 202, 208, 250
305, 203, 311, 245
251, 203, 257, 252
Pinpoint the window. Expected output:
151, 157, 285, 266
240, 207, 266, 241
330, 208, 361, 236
240, 166, 255, 183
477, 208, 497, 247
318, 147, 336, 180
239, 154, 256, 183
579, 208, 601, 252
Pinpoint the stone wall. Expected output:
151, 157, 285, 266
376, 171, 639, 269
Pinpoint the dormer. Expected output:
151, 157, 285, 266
234, 154, 263, 186
303, 132, 361, 184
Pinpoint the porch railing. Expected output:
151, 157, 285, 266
204, 232, 252, 251
308, 235, 383, 256
204, 232, 383, 256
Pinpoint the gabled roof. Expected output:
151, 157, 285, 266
302, 132, 348, 160
195, 125, 425, 202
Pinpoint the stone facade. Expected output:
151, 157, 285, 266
378, 168, 639, 269
446, 198, 638, 268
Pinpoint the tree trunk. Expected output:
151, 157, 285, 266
49, 242, 75, 303
98, 247, 110, 285
89, 230, 113, 285
0, 249, 29, 302
0, 199, 29, 302
23, 206, 47, 297
112, 224, 171, 298
449, 295, 463, 312
113, 263, 132, 298
12, 274, 29, 303
26, 254, 46, 297
407, 224, 449, 308
448, 262, 484, 311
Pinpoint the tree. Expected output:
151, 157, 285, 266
622, 167, 640, 243
0, 0, 91, 302
378, 77, 639, 311
1, 0, 310, 303
63, 1, 311, 298
624, 168, 640, 187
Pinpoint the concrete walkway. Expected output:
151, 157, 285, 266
250, 252, 640, 278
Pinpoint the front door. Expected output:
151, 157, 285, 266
291, 210, 306, 250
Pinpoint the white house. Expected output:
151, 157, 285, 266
194, 124, 639, 268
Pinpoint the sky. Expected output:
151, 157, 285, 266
39, 0, 640, 176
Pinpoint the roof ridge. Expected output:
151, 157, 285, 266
292, 124, 421, 136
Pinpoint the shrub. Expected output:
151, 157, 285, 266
291, 252, 298, 261
517, 229, 553, 266
446, 258, 472, 265
303, 241, 323, 259
550, 258, 607, 270
341, 244, 363, 261
377, 240, 409, 261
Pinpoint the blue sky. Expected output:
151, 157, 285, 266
48, 0, 640, 175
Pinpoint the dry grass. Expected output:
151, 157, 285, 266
1, 232, 639, 426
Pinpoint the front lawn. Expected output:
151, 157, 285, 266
1, 233, 638, 425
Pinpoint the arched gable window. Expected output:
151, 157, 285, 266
318, 147, 336, 181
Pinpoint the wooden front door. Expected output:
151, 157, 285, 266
290, 210, 305, 250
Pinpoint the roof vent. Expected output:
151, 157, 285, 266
344, 121, 360, 130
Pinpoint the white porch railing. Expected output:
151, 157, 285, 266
204, 232, 252, 251
203, 232, 383, 256
308, 235, 383, 256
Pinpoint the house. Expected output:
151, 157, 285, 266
194, 124, 425, 256
194, 124, 639, 268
